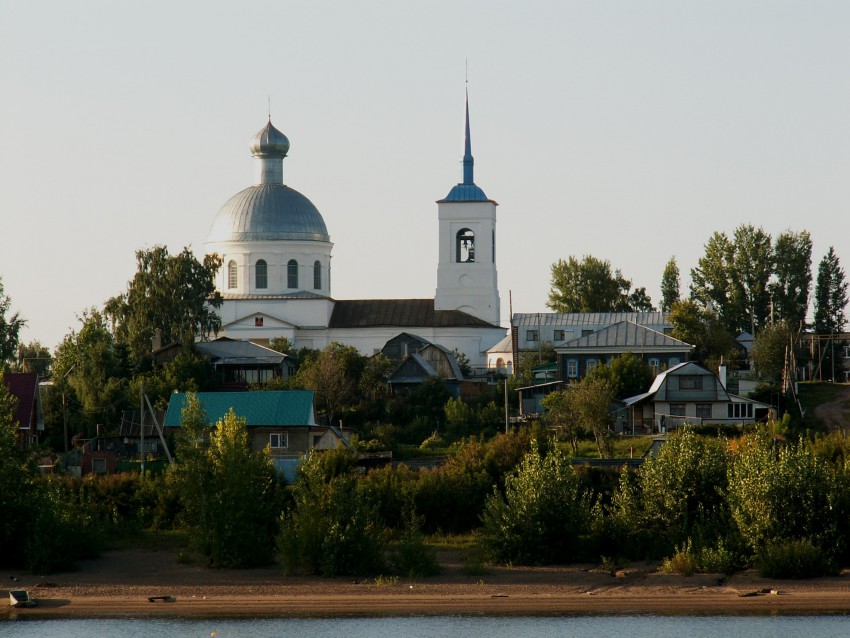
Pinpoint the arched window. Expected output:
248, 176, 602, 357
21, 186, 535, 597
456, 228, 475, 263
287, 259, 299, 289
313, 260, 321, 290
255, 259, 268, 289
227, 260, 237, 289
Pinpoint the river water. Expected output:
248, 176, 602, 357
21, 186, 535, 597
1, 616, 849, 637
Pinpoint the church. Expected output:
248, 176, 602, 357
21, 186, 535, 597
204, 96, 507, 371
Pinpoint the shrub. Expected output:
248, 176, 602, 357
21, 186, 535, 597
480, 441, 591, 565
661, 538, 741, 576
171, 399, 283, 568
758, 539, 835, 579
278, 456, 385, 577
727, 434, 849, 564
608, 428, 731, 559
388, 518, 440, 578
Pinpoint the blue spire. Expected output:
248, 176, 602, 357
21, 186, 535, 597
441, 89, 489, 202
462, 89, 474, 185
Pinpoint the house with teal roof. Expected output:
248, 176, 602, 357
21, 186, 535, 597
163, 390, 350, 461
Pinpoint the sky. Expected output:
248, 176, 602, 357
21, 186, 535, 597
2, 1, 850, 350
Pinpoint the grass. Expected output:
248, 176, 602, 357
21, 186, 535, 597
424, 532, 478, 551
574, 435, 654, 459
797, 382, 850, 425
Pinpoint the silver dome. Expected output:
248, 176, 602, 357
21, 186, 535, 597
207, 184, 330, 242
250, 120, 290, 157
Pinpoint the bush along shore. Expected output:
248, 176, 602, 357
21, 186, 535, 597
5, 396, 850, 581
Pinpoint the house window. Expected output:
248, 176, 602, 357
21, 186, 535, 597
287, 260, 298, 289
696, 404, 712, 419
669, 357, 680, 367
669, 404, 686, 417
581, 329, 593, 337
254, 316, 264, 327
727, 403, 753, 419
92, 458, 107, 474
844, 346, 850, 359
680, 375, 703, 390
554, 330, 566, 341
648, 357, 660, 373
313, 260, 322, 289
567, 359, 578, 378
311, 433, 323, 449
255, 259, 268, 289
269, 433, 288, 449
586, 359, 598, 372
526, 330, 539, 342
227, 260, 237, 289
456, 228, 475, 263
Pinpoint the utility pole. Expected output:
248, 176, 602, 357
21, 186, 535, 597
140, 379, 145, 475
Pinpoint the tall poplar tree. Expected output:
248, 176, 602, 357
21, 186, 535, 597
690, 225, 774, 335
660, 257, 680, 312
814, 246, 848, 335
769, 230, 812, 328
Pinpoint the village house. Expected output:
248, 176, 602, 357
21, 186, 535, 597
622, 361, 772, 433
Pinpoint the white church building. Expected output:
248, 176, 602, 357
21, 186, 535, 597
204, 97, 506, 370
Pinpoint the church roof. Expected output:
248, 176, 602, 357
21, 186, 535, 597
207, 183, 330, 242
329, 299, 498, 329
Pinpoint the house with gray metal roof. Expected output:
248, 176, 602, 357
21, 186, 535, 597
622, 362, 772, 433
487, 312, 673, 374
555, 321, 694, 382
163, 390, 350, 461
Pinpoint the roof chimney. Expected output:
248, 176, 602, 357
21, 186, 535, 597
718, 364, 727, 389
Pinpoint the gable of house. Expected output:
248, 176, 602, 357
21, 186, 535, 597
2, 373, 44, 446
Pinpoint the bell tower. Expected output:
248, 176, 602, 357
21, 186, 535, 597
434, 92, 501, 326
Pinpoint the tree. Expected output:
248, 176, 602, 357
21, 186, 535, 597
813, 246, 848, 336
105, 246, 223, 359
586, 351, 654, 399
668, 300, 740, 371
751, 320, 797, 383
628, 287, 655, 312
0, 277, 25, 370
541, 389, 582, 454
294, 343, 366, 425
172, 397, 281, 567
480, 442, 591, 565
542, 376, 614, 457
609, 428, 730, 558
660, 257, 681, 312
727, 434, 848, 567
278, 448, 385, 576
13, 340, 51, 377
52, 309, 132, 439
769, 230, 812, 328
690, 225, 774, 335
547, 255, 649, 313
0, 372, 30, 566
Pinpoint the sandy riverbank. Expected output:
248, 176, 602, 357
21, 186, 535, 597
4, 549, 850, 619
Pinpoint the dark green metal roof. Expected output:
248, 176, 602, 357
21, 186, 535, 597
163, 391, 316, 428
